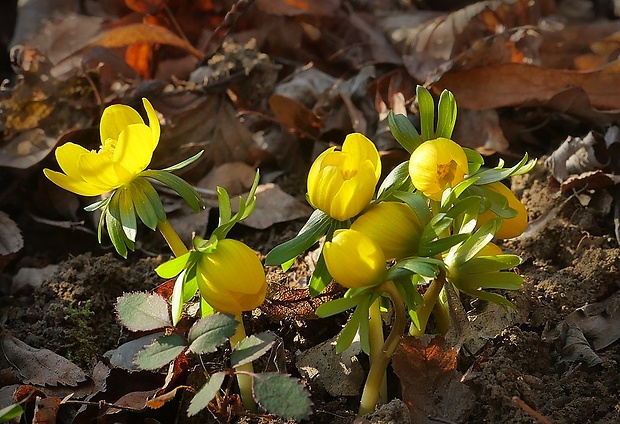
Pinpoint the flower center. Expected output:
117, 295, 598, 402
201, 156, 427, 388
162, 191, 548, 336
341, 168, 358, 180
437, 160, 457, 184
98, 138, 116, 159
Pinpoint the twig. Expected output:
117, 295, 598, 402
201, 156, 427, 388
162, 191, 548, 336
512, 396, 552, 424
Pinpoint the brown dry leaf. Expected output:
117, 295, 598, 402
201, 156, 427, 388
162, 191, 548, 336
125, 0, 165, 14
88, 23, 204, 59
453, 109, 509, 154
0, 129, 57, 169
269, 94, 322, 137
0, 211, 23, 257
433, 61, 620, 111
392, 336, 474, 424
198, 162, 256, 196
0, 332, 87, 387
33, 396, 61, 424
565, 291, 620, 350
234, 183, 312, 230
256, 0, 340, 16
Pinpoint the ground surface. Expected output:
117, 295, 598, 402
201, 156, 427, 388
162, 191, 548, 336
1, 162, 619, 424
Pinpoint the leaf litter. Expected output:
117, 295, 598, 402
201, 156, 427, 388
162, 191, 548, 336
1, 0, 620, 423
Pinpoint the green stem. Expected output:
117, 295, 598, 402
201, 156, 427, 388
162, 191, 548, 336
157, 219, 188, 257
230, 315, 257, 412
409, 270, 446, 337
432, 288, 451, 335
358, 281, 406, 416
368, 297, 387, 404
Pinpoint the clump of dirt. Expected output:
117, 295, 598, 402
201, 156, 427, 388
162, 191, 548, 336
3, 253, 162, 368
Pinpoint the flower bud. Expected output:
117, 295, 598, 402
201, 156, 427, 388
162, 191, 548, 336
197, 239, 267, 315
477, 182, 528, 239
307, 133, 381, 221
408, 137, 468, 201
323, 229, 387, 289
351, 202, 422, 260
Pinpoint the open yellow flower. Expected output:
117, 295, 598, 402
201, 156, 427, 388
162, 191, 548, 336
408, 137, 468, 201
323, 229, 387, 289
351, 201, 423, 260
477, 182, 528, 239
44, 98, 160, 196
197, 239, 267, 315
307, 133, 381, 221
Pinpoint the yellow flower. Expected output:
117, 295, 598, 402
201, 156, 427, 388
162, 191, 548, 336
44, 98, 160, 196
408, 137, 468, 201
323, 229, 387, 289
307, 133, 381, 221
351, 202, 422, 260
477, 182, 528, 239
197, 239, 267, 315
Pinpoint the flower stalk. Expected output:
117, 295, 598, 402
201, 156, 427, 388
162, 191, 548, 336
368, 298, 387, 404
409, 271, 446, 337
359, 281, 406, 416
157, 219, 188, 257
229, 316, 257, 412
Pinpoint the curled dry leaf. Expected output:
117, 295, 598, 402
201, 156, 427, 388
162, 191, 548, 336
0, 211, 23, 257
545, 131, 610, 183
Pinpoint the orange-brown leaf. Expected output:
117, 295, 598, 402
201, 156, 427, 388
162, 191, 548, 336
125, 42, 153, 79
125, 0, 165, 14
88, 23, 204, 59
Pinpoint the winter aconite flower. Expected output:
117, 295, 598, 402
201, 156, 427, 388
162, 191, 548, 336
408, 137, 468, 201
307, 133, 381, 221
197, 239, 267, 315
477, 182, 528, 239
44, 98, 160, 196
323, 229, 387, 289
351, 202, 422, 260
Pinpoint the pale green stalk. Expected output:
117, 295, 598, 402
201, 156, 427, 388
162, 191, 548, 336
157, 219, 188, 257
230, 315, 257, 412
409, 270, 445, 337
359, 281, 406, 416
368, 297, 387, 404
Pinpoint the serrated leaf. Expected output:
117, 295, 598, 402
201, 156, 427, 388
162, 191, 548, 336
417, 85, 435, 141
187, 313, 238, 354
253, 373, 312, 421
231, 332, 277, 368
116, 292, 171, 331
187, 372, 226, 417
265, 209, 332, 266
134, 334, 186, 370
388, 111, 421, 153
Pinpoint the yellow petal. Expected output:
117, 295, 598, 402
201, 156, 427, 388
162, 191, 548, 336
77, 152, 125, 190
478, 182, 528, 239
342, 133, 381, 180
142, 98, 160, 148
197, 278, 246, 315
43, 169, 108, 196
324, 229, 386, 289
330, 160, 377, 220
113, 124, 155, 175
55, 142, 90, 178
100, 104, 144, 143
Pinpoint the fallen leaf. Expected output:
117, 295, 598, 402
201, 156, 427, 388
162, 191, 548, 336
453, 109, 509, 154
235, 183, 312, 230
255, 0, 340, 16
198, 162, 257, 196
565, 291, 620, 350
0, 332, 87, 387
0, 211, 23, 257
33, 396, 61, 424
125, 0, 165, 14
392, 336, 475, 424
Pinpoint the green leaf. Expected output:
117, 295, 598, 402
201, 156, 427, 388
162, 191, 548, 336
417, 85, 435, 141
376, 161, 410, 200
454, 218, 501, 264
171, 269, 185, 326
134, 334, 186, 370
473, 154, 536, 186
105, 196, 131, 258
464, 147, 484, 174
457, 271, 523, 291
117, 187, 137, 242
308, 252, 332, 297
336, 296, 370, 354
84, 197, 110, 212
394, 190, 432, 225
0, 403, 23, 423
187, 313, 238, 354
155, 251, 193, 278
253, 373, 313, 421
187, 372, 226, 417
231, 332, 277, 368
387, 111, 422, 153
315, 296, 361, 318
116, 292, 171, 331
265, 210, 332, 266
460, 254, 522, 274
141, 170, 203, 213
217, 186, 232, 226
436, 90, 457, 139
419, 233, 469, 257
388, 257, 443, 280
419, 213, 453, 246
201, 296, 216, 317
162, 150, 203, 172
459, 287, 516, 309
129, 178, 162, 231
183, 265, 199, 302
358, 299, 371, 355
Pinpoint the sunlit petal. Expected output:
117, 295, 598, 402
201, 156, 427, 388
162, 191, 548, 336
100, 104, 144, 143
43, 169, 107, 196
55, 142, 90, 178
113, 124, 155, 175
78, 152, 123, 189
142, 98, 160, 149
